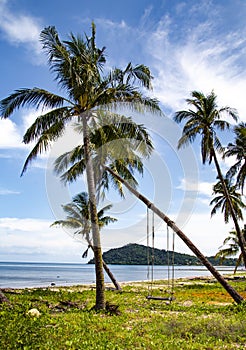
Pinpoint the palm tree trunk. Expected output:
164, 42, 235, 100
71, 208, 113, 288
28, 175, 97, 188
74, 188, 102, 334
212, 148, 246, 269
102, 260, 122, 291
83, 114, 105, 309
87, 241, 121, 290
0, 290, 9, 303
105, 166, 244, 304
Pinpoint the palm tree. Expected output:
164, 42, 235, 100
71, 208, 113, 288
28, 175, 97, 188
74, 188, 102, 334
0, 24, 160, 309
224, 122, 246, 194
174, 90, 246, 268
104, 166, 244, 304
215, 227, 246, 274
51, 192, 121, 290
54, 112, 153, 199
210, 178, 245, 223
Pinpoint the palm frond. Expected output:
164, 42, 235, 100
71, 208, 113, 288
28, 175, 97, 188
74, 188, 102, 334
21, 119, 65, 175
60, 160, 86, 184
54, 145, 85, 176
23, 107, 73, 144
0, 88, 67, 118
174, 91, 239, 171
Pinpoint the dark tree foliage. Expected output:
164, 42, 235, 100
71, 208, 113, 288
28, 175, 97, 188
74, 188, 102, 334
88, 243, 237, 266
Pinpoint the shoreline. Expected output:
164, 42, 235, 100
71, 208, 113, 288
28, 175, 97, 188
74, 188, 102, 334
1, 272, 245, 292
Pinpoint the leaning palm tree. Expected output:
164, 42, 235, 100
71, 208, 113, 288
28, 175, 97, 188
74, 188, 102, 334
215, 228, 246, 274
0, 24, 160, 309
224, 122, 246, 194
174, 90, 246, 268
51, 192, 121, 290
210, 178, 245, 223
103, 166, 244, 303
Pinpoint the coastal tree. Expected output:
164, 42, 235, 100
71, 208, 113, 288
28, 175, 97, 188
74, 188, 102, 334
104, 166, 244, 304
0, 24, 160, 309
174, 90, 246, 268
215, 227, 246, 274
51, 192, 121, 290
210, 178, 245, 223
54, 112, 154, 198
224, 122, 246, 194
53, 97, 245, 303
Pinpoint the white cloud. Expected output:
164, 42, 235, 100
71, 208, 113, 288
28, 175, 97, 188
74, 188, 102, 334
0, 188, 20, 195
0, 118, 24, 148
0, 217, 85, 262
177, 178, 213, 197
0, 217, 50, 231
96, 18, 127, 30
160, 212, 234, 256
0, 0, 43, 62
0, 109, 52, 171
101, 206, 235, 257
145, 7, 246, 121
0, 109, 40, 150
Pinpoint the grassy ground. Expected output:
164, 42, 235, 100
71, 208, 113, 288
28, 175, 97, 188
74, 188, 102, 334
1, 274, 246, 350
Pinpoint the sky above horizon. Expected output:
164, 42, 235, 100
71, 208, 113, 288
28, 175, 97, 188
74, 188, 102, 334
0, 0, 246, 263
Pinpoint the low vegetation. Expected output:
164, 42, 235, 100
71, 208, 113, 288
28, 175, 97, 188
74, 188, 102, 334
1, 275, 246, 349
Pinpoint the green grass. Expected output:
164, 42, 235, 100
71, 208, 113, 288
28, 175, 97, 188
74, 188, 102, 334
1, 276, 246, 349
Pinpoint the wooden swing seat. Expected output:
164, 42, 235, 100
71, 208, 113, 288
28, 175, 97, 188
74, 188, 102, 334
146, 295, 175, 301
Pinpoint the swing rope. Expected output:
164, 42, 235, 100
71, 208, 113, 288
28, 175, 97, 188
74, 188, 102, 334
171, 227, 175, 295
146, 207, 151, 295
167, 224, 175, 297
151, 209, 155, 291
147, 207, 155, 297
146, 208, 175, 302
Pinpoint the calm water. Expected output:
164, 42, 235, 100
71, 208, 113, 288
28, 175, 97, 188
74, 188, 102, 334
0, 261, 241, 289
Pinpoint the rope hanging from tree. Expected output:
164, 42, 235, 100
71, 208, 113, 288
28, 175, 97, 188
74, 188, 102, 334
146, 207, 175, 302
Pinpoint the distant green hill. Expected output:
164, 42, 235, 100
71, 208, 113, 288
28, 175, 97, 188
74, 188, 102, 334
88, 243, 237, 266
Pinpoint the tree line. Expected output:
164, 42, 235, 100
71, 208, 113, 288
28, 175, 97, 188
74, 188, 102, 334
88, 243, 238, 266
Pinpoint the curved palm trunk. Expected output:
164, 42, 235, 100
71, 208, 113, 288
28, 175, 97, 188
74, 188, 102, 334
105, 166, 244, 304
212, 148, 246, 269
102, 260, 121, 291
83, 115, 105, 309
87, 241, 121, 290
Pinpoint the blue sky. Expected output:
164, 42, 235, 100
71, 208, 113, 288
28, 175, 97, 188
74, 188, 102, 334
0, 0, 246, 263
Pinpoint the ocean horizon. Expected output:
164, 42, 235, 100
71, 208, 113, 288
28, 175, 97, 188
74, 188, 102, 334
0, 261, 242, 289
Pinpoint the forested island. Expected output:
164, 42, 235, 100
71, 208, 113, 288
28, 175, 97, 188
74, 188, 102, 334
88, 243, 237, 266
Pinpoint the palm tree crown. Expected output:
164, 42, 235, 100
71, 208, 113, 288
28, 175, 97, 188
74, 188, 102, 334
51, 192, 117, 252
51, 192, 121, 290
54, 112, 153, 198
210, 178, 245, 223
174, 90, 238, 164
215, 227, 246, 273
0, 24, 160, 174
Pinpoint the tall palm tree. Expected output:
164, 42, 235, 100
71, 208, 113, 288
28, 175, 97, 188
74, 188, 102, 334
224, 122, 246, 194
210, 178, 245, 223
174, 90, 246, 268
51, 192, 121, 290
215, 228, 246, 274
0, 24, 160, 309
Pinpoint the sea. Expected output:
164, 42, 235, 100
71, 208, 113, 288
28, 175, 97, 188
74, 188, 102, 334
0, 262, 242, 289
